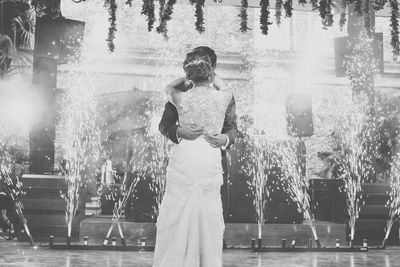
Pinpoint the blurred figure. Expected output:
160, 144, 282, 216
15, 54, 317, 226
0, 190, 18, 237
0, 34, 13, 78
101, 156, 114, 186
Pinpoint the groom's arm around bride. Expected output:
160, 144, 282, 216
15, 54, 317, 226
158, 78, 238, 149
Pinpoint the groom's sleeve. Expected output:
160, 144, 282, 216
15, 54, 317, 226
159, 102, 180, 144
221, 96, 238, 149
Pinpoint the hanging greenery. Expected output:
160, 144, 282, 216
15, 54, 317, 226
283, 0, 293, 18
142, 0, 156, 31
159, 0, 166, 20
373, 0, 388, 10
34, 0, 398, 56
310, 0, 318, 10
275, 0, 283, 25
195, 0, 206, 33
389, 0, 400, 55
156, 0, 177, 37
105, 0, 117, 52
354, 0, 363, 16
260, 0, 273, 35
339, 0, 347, 31
239, 0, 249, 33
363, 0, 372, 35
319, 0, 333, 29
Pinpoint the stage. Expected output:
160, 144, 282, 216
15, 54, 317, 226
79, 215, 346, 248
0, 239, 397, 267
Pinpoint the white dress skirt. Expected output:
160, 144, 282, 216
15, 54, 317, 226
153, 138, 224, 267
153, 86, 232, 267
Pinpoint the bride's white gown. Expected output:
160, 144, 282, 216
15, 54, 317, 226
153, 86, 233, 267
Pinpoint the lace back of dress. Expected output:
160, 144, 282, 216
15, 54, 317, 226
177, 87, 225, 136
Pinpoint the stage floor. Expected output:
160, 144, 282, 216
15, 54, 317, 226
0, 239, 398, 267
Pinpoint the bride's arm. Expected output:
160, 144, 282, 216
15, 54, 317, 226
165, 77, 187, 102
165, 77, 186, 92
212, 74, 226, 90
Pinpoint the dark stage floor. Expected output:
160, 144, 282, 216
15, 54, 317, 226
1, 240, 399, 267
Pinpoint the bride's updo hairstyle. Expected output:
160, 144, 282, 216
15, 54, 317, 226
183, 52, 213, 84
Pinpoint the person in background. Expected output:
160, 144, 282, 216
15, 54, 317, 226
0, 190, 15, 234
101, 156, 114, 186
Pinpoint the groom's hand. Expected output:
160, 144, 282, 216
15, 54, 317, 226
204, 133, 228, 148
177, 124, 204, 140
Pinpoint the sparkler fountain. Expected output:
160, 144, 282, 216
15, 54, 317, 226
0, 83, 36, 245
338, 28, 379, 247
57, 69, 101, 244
102, 172, 139, 246
147, 130, 169, 220
0, 136, 34, 245
242, 135, 274, 247
335, 107, 374, 247
277, 138, 321, 248
382, 149, 400, 248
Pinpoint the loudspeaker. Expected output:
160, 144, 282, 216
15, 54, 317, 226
29, 128, 55, 174
309, 179, 346, 223
34, 16, 85, 64
226, 171, 256, 223
100, 184, 121, 215
226, 134, 257, 223
226, 137, 303, 224
334, 32, 384, 77
265, 164, 303, 224
124, 172, 157, 222
286, 94, 314, 137
30, 57, 57, 174
32, 56, 57, 89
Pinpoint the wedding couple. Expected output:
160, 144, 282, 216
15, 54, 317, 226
154, 46, 238, 267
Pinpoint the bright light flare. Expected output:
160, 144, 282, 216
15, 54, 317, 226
0, 81, 43, 133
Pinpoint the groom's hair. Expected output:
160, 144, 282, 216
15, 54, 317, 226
192, 46, 217, 69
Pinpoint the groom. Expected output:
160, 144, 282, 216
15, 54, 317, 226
159, 46, 238, 220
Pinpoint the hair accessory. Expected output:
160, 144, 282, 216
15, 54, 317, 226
183, 59, 211, 69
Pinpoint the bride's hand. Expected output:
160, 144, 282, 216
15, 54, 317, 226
204, 133, 227, 148
212, 75, 226, 91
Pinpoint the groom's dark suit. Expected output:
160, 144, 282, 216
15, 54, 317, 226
159, 83, 238, 220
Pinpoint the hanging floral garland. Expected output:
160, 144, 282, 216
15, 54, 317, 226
275, 0, 283, 25
239, 0, 249, 33
156, 0, 177, 37
298, 0, 307, 5
195, 0, 206, 33
142, 0, 156, 31
389, 0, 400, 55
260, 0, 272, 35
126, 0, 133, 7
283, 0, 293, 18
105, 0, 117, 52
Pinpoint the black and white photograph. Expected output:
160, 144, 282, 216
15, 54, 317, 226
1, 0, 400, 266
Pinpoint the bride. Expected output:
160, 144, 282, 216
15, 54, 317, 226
153, 52, 233, 267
